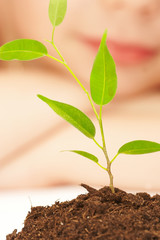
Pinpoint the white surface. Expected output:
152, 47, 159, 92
0, 186, 87, 240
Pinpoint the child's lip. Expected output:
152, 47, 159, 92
107, 39, 157, 65
79, 36, 157, 65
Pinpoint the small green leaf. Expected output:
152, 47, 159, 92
0, 39, 48, 61
37, 95, 95, 139
90, 30, 117, 105
49, 0, 67, 27
64, 150, 99, 163
118, 140, 160, 155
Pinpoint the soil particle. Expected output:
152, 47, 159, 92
6, 184, 160, 240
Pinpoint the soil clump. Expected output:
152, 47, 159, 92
7, 184, 160, 240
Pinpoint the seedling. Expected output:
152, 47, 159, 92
0, 0, 160, 193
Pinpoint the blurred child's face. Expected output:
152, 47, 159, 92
11, 0, 160, 97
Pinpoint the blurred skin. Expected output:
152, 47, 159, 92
10, 0, 160, 97
0, 2, 7, 51
0, 0, 160, 191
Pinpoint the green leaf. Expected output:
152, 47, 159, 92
49, 0, 67, 27
90, 30, 117, 105
0, 39, 48, 61
118, 140, 160, 155
64, 150, 99, 163
37, 95, 96, 139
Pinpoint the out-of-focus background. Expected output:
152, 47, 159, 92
0, 0, 160, 215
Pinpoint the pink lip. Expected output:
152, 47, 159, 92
80, 36, 156, 65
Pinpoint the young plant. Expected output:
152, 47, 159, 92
0, 0, 160, 193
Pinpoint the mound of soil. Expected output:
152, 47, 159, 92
7, 184, 160, 240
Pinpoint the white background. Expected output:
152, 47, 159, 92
0, 186, 87, 240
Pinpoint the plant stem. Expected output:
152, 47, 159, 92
110, 153, 119, 164
46, 42, 99, 120
97, 162, 107, 171
93, 138, 103, 149
63, 63, 99, 120
47, 39, 115, 192
46, 54, 64, 64
51, 41, 65, 63
99, 106, 114, 193
103, 146, 114, 193
51, 27, 55, 43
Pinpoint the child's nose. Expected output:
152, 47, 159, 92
128, 0, 159, 17
100, 0, 159, 17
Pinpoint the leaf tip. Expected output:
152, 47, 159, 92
37, 94, 48, 103
102, 29, 108, 41
37, 94, 43, 100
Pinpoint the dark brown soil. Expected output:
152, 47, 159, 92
7, 184, 160, 240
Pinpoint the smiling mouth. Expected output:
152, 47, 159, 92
80, 36, 157, 66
